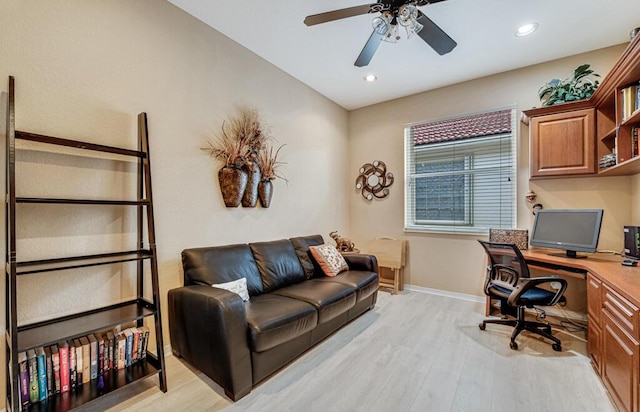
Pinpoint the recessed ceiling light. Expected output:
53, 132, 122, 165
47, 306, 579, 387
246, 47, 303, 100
516, 23, 538, 37
364, 74, 377, 83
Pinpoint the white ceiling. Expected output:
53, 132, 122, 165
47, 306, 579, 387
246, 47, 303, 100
168, 0, 640, 110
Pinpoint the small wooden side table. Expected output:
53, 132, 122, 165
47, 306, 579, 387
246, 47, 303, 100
368, 238, 406, 295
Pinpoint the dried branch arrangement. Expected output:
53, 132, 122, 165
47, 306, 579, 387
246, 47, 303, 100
202, 107, 269, 168
258, 143, 287, 182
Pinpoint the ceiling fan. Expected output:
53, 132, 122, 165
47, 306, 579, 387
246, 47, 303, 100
304, 0, 457, 67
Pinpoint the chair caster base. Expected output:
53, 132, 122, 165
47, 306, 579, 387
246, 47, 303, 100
479, 322, 486, 330
510, 341, 518, 350
552, 343, 562, 352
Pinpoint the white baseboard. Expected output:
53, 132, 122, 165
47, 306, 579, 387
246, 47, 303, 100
405, 284, 485, 304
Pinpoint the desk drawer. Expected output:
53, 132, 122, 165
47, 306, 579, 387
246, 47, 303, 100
603, 284, 639, 339
587, 274, 602, 327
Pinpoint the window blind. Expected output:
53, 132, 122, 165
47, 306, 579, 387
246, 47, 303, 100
404, 107, 517, 234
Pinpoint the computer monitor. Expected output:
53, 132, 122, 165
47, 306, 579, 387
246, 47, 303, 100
530, 209, 604, 259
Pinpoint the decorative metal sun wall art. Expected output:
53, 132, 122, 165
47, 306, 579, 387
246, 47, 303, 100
355, 160, 394, 200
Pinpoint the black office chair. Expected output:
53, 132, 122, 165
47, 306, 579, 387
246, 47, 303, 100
477, 240, 568, 351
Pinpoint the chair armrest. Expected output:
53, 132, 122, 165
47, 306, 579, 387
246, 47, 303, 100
168, 285, 252, 400
343, 253, 379, 273
484, 264, 518, 293
507, 277, 568, 307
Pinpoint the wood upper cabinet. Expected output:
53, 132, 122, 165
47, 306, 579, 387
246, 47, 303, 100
529, 108, 596, 177
522, 35, 640, 178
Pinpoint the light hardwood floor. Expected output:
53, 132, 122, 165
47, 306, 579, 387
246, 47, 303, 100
93, 291, 615, 412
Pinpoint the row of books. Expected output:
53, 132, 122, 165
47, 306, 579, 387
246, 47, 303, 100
599, 153, 616, 170
621, 83, 640, 121
18, 326, 150, 409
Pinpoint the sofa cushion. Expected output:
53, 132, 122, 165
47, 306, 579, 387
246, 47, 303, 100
212, 277, 250, 301
273, 280, 356, 324
309, 244, 349, 277
314, 270, 379, 302
289, 234, 325, 279
245, 294, 318, 353
182, 244, 264, 296
250, 239, 306, 293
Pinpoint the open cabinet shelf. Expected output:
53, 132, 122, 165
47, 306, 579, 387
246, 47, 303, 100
22, 360, 160, 412
15, 250, 154, 276
15, 300, 156, 352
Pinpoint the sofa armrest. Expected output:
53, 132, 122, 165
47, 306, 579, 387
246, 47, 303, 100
168, 285, 252, 400
343, 253, 378, 273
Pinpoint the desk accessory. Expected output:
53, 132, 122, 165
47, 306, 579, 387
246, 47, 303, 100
624, 226, 640, 259
489, 229, 529, 250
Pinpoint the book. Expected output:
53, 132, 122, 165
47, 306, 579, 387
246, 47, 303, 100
73, 338, 83, 385
69, 339, 77, 389
36, 347, 47, 401
58, 340, 70, 393
123, 328, 133, 367
88, 334, 98, 380
27, 349, 39, 404
139, 326, 150, 359
622, 86, 637, 121
637, 82, 640, 112
117, 333, 126, 369
79, 336, 90, 383
132, 328, 140, 364
51, 345, 61, 394
107, 331, 115, 371
98, 334, 105, 375
44, 346, 53, 396
18, 351, 29, 409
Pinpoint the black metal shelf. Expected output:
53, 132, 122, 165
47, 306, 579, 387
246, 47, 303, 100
21, 360, 159, 412
16, 197, 150, 206
15, 130, 146, 158
15, 250, 153, 275
17, 300, 155, 352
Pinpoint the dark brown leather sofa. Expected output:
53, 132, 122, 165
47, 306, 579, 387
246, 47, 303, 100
168, 234, 379, 401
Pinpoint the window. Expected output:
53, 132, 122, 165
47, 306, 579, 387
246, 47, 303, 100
405, 107, 516, 234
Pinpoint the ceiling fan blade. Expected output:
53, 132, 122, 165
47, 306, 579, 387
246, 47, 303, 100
354, 30, 384, 67
304, 4, 375, 26
416, 12, 457, 55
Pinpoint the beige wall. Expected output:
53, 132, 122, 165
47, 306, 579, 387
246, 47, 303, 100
633, 174, 640, 222
0, 0, 350, 405
348, 44, 632, 297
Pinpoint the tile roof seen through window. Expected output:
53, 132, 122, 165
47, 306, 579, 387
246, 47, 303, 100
412, 109, 512, 146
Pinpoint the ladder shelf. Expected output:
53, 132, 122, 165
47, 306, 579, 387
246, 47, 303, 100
4, 76, 167, 412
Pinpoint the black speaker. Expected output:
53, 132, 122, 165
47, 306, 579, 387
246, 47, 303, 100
624, 226, 640, 260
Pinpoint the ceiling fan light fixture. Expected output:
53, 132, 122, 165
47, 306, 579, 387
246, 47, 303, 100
383, 24, 400, 43
405, 20, 423, 38
305, 1, 457, 68
515, 23, 539, 37
372, 15, 391, 36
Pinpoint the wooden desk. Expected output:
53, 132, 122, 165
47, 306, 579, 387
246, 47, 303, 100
521, 249, 640, 412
